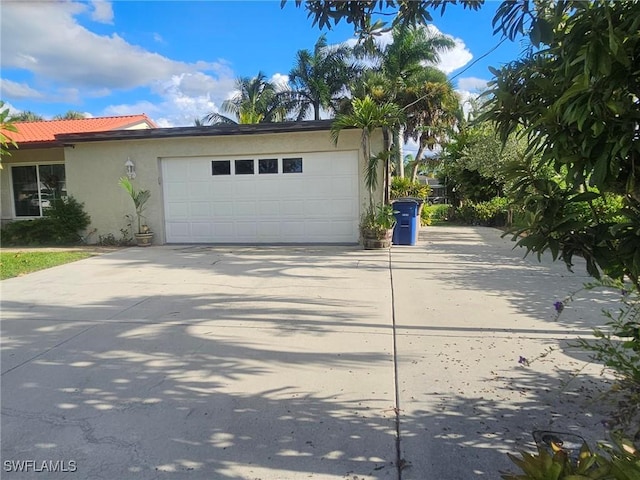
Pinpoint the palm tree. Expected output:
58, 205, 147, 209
204, 72, 294, 125
289, 34, 356, 120
357, 24, 455, 177
1, 101, 18, 169
10, 111, 44, 122
53, 111, 86, 120
398, 67, 460, 180
331, 96, 402, 208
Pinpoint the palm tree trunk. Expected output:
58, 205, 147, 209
411, 142, 426, 182
394, 127, 404, 178
383, 129, 391, 204
314, 101, 321, 121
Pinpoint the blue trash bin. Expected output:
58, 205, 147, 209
392, 199, 420, 245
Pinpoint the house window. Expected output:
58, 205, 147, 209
212, 160, 231, 175
283, 157, 303, 173
11, 164, 66, 217
235, 159, 254, 175
258, 158, 278, 174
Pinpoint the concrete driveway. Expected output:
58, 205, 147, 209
1, 226, 619, 479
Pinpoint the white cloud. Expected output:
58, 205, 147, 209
0, 1, 238, 127
90, 1, 114, 24
343, 24, 473, 75
103, 74, 231, 127
457, 77, 488, 93
455, 77, 489, 118
428, 26, 473, 74
455, 88, 486, 119
1, 2, 208, 89
0, 79, 44, 100
270, 73, 290, 91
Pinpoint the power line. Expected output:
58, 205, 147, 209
449, 36, 509, 81
401, 36, 509, 112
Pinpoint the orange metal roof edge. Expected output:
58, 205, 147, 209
2, 114, 156, 145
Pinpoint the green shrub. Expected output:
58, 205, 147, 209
421, 204, 451, 226
390, 177, 430, 201
501, 433, 639, 480
452, 197, 510, 227
1, 218, 56, 245
1, 196, 90, 245
45, 197, 91, 243
361, 204, 397, 235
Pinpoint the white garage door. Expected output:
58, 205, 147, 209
162, 151, 360, 243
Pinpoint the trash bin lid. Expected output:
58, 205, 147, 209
392, 197, 422, 205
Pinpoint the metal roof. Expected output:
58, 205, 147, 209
56, 120, 345, 144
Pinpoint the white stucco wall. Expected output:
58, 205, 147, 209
62, 128, 383, 244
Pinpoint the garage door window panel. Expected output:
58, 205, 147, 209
258, 159, 278, 174
283, 158, 303, 173
235, 159, 254, 175
212, 161, 231, 176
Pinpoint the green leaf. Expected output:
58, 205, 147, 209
569, 192, 600, 203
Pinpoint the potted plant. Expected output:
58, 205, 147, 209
361, 203, 397, 249
119, 177, 153, 246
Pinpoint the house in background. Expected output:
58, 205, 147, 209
2, 116, 380, 244
417, 175, 448, 204
1, 115, 157, 222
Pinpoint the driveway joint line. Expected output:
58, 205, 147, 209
107, 296, 152, 319
389, 248, 403, 480
1, 325, 96, 376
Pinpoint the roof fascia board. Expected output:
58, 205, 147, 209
55, 120, 348, 144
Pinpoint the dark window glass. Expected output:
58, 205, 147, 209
12, 164, 66, 217
235, 159, 254, 175
258, 158, 278, 174
283, 158, 303, 173
212, 160, 231, 175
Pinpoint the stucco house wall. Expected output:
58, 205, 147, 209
63, 128, 382, 244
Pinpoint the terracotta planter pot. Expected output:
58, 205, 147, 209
134, 232, 154, 247
362, 228, 393, 250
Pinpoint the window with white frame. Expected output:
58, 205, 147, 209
11, 164, 66, 217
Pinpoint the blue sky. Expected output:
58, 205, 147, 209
0, 1, 526, 127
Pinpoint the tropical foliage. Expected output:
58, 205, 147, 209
119, 177, 151, 234
53, 111, 86, 120
283, 0, 483, 34
0, 100, 18, 169
9, 110, 44, 122
289, 34, 355, 120
481, 0, 640, 290
0, 196, 91, 245
331, 96, 402, 208
353, 24, 457, 177
204, 72, 294, 124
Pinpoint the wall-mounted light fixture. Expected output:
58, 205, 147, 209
125, 157, 136, 179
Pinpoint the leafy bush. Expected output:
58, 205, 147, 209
421, 204, 451, 226
575, 293, 639, 439
45, 197, 91, 243
1, 196, 90, 245
501, 433, 639, 480
452, 197, 510, 227
360, 204, 396, 235
390, 177, 430, 200
1, 218, 56, 245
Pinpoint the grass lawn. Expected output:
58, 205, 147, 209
0, 251, 93, 280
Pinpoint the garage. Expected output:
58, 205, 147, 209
161, 150, 360, 243
57, 120, 378, 245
